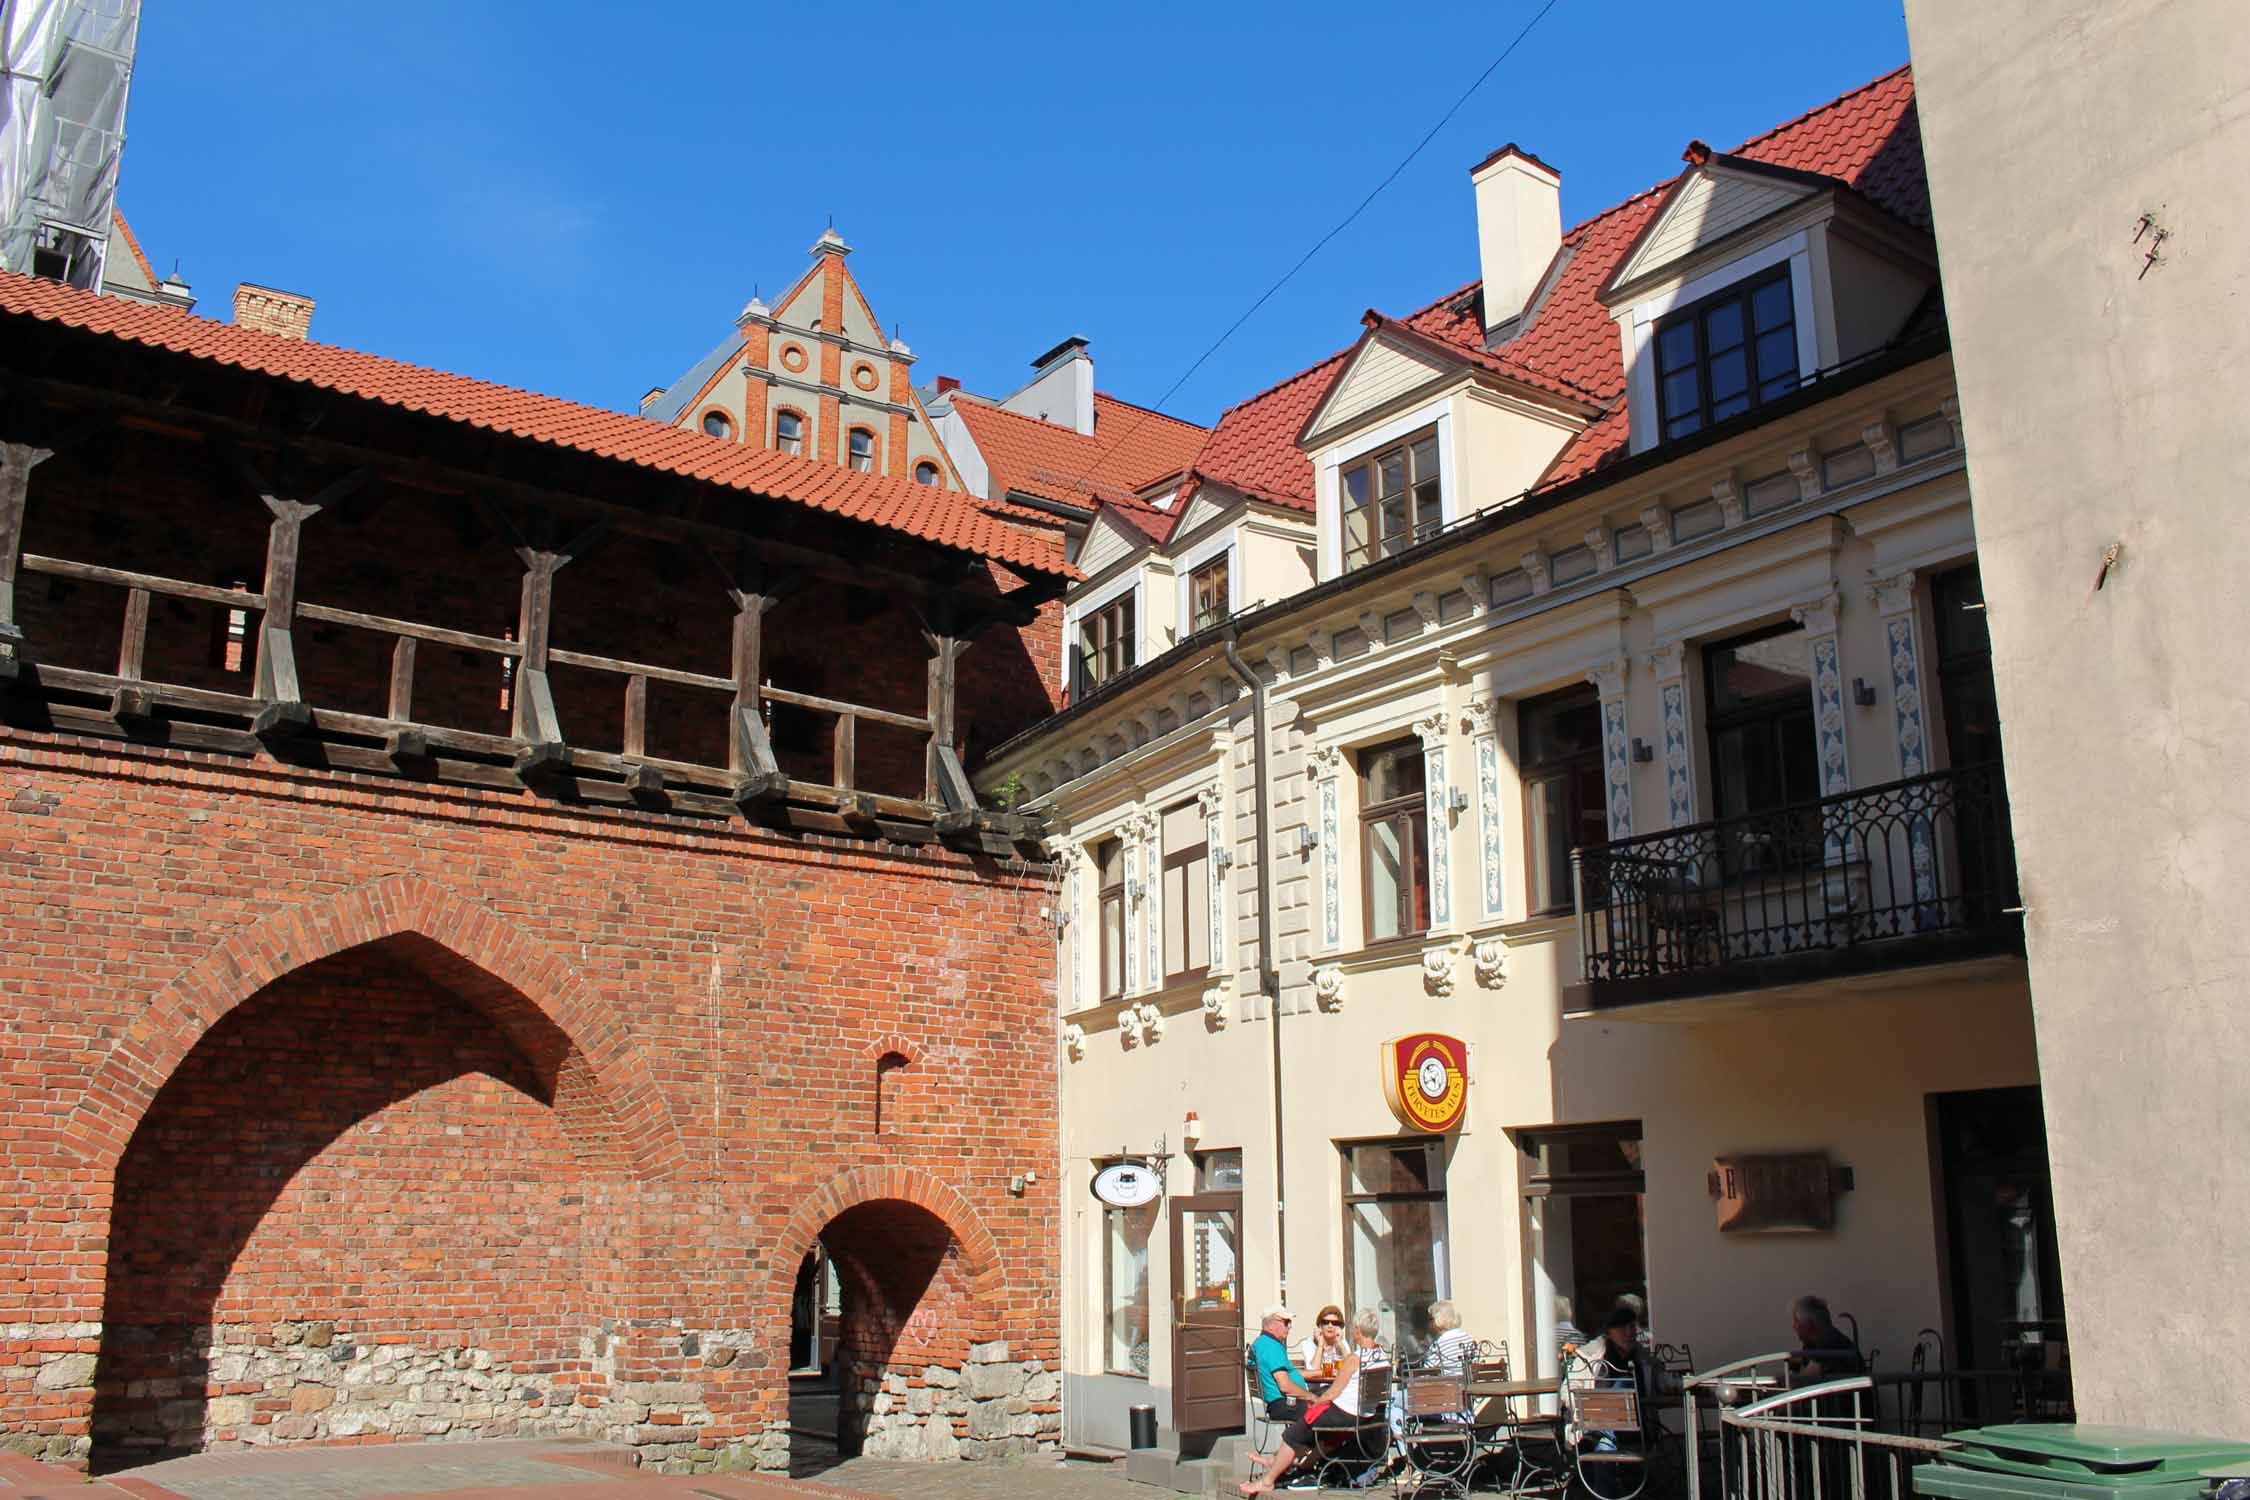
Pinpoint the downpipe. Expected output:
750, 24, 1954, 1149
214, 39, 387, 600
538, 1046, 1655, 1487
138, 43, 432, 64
1219, 628, 1286, 1303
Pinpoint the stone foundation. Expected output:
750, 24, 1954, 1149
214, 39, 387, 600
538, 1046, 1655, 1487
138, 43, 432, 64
849, 1341, 1061, 1463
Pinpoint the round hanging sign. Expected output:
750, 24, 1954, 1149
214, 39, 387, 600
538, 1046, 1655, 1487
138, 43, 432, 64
1091, 1161, 1162, 1208
1381, 1032, 1470, 1133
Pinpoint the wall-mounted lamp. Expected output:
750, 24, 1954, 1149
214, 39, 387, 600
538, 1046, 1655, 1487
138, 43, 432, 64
1447, 787, 1471, 815
1297, 827, 1320, 856
1126, 877, 1146, 905
1182, 1110, 1202, 1146
1007, 1169, 1041, 1196
1852, 678, 1879, 707
1042, 906, 1071, 941
1631, 738, 1655, 764
1212, 847, 1236, 874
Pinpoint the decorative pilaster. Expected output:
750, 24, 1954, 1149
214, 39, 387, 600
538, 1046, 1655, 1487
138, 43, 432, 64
1309, 746, 1344, 950
1789, 593, 1853, 802
1121, 814, 1153, 994
1649, 643, 1697, 828
1058, 844, 1087, 1012
1414, 711, 1454, 931
1463, 697, 1504, 920
1868, 572, 1939, 910
1128, 811, 1161, 993
1197, 784, 1228, 973
1586, 656, 1634, 839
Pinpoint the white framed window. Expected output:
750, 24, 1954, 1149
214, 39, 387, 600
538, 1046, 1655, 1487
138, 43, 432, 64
1316, 405, 1457, 581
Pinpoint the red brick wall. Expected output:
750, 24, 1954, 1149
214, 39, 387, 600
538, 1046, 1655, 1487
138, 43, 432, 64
0, 733, 1063, 1474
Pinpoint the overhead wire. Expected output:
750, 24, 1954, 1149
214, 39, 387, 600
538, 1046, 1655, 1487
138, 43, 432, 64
1048, 0, 1569, 498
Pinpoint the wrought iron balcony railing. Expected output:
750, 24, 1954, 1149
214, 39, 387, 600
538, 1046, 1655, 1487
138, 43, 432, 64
1568, 763, 2022, 1011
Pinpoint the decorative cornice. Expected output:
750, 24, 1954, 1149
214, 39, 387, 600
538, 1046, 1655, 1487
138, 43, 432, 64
1306, 744, 1345, 779
1473, 933, 1510, 990
1712, 474, 1745, 528
1521, 544, 1552, 594
1861, 413, 1898, 474
1312, 963, 1345, 1012
1461, 696, 1501, 736
1412, 590, 1442, 627
1357, 610, 1387, 647
1584, 524, 1614, 571
1420, 944, 1457, 997
1461, 569, 1490, 614
1641, 502, 1674, 555
1648, 640, 1688, 683
1061, 1023, 1086, 1062
1788, 447, 1820, 503
1413, 710, 1450, 750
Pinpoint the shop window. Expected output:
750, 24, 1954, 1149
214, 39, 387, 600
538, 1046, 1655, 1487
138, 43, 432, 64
1519, 1121, 1647, 1380
1102, 1186, 1157, 1378
1161, 799, 1211, 983
1360, 740, 1430, 941
1341, 429, 1441, 572
1342, 1139, 1451, 1362
1521, 685, 1608, 912
1097, 838, 1125, 1001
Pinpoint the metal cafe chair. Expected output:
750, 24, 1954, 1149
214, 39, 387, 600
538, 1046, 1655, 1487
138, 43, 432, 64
1568, 1385, 1652, 1500
1312, 1361, 1395, 1489
1395, 1372, 1476, 1499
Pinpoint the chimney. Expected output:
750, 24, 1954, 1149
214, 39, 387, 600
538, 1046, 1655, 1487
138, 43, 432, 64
1470, 145, 1561, 338
638, 387, 666, 414
935, 375, 961, 396
233, 282, 315, 341
1002, 336, 1095, 435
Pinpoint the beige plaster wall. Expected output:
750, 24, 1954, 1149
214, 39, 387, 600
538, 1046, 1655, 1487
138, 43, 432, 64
1903, 0, 2250, 1433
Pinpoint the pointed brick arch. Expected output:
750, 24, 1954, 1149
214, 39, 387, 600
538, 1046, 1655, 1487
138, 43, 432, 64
65, 874, 686, 1181
771, 1165, 1005, 1340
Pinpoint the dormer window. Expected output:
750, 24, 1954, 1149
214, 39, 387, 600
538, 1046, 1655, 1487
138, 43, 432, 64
1072, 594, 1135, 698
1341, 429, 1441, 572
1654, 267, 1799, 441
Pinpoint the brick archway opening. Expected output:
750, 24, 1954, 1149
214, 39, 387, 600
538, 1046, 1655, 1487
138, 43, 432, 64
89, 936, 642, 1474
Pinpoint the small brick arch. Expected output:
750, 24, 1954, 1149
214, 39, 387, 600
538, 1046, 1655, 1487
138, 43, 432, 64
859, 1033, 926, 1066
770, 1165, 1004, 1340
65, 874, 687, 1181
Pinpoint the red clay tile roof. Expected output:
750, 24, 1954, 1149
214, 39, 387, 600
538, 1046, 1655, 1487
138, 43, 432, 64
1399, 63, 1926, 487
949, 393, 1208, 513
0, 269, 1069, 578
1185, 350, 1348, 513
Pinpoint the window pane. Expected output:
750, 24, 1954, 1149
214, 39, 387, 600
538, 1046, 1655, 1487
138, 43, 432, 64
1185, 852, 1210, 972
1405, 815, 1430, 932
1413, 476, 1441, 540
1704, 299, 1746, 352
1101, 894, 1124, 996
1104, 1200, 1157, 1375
1528, 773, 1570, 913
1369, 816, 1406, 940
1349, 1141, 1446, 1194
1381, 498, 1410, 555
1098, 839, 1124, 884
1343, 471, 1373, 568
1709, 628, 1811, 712
1378, 451, 1406, 500
1666, 409, 1703, 441
1708, 346, 1748, 406
1163, 860, 1187, 976
1657, 322, 1697, 372
1661, 367, 1701, 423
1751, 276, 1793, 332
1522, 689, 1602, 766
1755, 329, 1798, 394
1349, 1196, 1450, 1364
1712, 388, 1751, 423
1364, 743, 1427, 804
1409, 436, 1439, 487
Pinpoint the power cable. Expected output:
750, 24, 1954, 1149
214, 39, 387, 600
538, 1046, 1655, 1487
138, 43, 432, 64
1053, 0, 1568, 496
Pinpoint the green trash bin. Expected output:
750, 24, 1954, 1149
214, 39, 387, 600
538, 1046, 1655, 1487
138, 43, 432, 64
1914, 1427, 2250, 1500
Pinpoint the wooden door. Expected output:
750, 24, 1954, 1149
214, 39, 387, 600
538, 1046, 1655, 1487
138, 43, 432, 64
1170, 1192, 1245, 1434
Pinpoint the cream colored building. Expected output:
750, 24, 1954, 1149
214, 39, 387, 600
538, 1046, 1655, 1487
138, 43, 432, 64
979, 66, 2064, 1460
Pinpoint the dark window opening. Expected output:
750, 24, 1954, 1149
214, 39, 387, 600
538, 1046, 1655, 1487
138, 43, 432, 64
1341, 430, 1441, 572
1521, 685, 1608, 913
1360, 739, 1430, 941
1655, 267, 1799, 442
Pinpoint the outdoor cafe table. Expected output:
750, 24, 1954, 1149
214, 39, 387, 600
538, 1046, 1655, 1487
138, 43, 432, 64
1466, 1376, 1563, 1401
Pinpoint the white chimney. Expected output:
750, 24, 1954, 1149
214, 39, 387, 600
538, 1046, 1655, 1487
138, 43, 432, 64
1471, 144, 1561, 338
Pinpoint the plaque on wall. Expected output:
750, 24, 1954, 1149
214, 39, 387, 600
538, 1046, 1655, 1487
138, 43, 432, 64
1708, 1153, 1845, 1233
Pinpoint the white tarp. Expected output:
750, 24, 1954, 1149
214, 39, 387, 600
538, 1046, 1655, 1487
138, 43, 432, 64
0, 0, 138, 283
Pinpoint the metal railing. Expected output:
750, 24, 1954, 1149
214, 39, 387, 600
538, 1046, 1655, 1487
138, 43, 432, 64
1573, 764, 2020, 1007
1688, 1357, 1958, 1500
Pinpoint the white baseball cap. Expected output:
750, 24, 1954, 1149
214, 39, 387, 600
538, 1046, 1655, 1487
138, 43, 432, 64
1261, 1304, 1295, 1324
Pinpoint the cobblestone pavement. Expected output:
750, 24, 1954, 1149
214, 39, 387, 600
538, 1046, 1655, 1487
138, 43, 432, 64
819, 1454, 1368, 1498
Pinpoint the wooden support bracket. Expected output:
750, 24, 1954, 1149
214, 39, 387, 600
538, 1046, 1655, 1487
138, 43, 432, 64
251, 698, 314, 747
839, 792, 880, 829
729, 769, 789, 816
111, 684, 157, 725
623, 760, 667, 805
513, 739, 574, 790
383, 725, 432, 766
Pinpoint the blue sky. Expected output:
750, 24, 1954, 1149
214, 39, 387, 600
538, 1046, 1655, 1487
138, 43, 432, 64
121, 1, 1908, 426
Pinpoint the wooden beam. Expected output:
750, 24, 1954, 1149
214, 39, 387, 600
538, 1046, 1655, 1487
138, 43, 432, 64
510, 547, 567, 745
922, 625, 968, 804
115, 587, 150, 682
252, 497, 320, 703
387, 635, 415, 721
832, 711, 856, 792
622, 672, 648, 759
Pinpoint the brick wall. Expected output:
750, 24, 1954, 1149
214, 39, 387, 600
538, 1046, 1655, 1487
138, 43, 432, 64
0, 737, 1063, 1474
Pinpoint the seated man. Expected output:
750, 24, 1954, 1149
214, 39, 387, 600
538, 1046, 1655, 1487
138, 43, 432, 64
1788, 1295, 1866, 1381
1242, 1305, 1317, 1494
1568, 1304, 1657, 1451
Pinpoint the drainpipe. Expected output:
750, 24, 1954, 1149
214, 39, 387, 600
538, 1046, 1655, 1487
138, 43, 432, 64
1219, 627, 1286, 1304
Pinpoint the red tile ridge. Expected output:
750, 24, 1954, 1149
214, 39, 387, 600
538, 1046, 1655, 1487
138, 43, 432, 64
110, 209, 158, 287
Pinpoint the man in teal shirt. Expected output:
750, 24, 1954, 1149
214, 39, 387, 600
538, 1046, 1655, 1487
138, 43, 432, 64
1250, 1304, 1313, 1414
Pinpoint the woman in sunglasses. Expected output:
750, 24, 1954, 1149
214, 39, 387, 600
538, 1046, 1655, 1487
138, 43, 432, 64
1299, 1304, 1352, 1376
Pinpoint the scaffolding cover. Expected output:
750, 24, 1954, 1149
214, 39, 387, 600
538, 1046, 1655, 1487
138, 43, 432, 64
1, 0, 140, 285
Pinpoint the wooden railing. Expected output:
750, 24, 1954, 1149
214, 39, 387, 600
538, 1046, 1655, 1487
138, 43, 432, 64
4, 548, 1020, 847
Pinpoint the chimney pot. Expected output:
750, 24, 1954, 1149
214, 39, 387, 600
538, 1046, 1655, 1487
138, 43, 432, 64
935, 376, 961, 395
232, 282, 315, 341
1470, 145, 1561, 338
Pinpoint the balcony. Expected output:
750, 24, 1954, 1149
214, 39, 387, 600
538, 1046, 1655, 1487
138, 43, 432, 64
1566, 764, 2022, 1013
